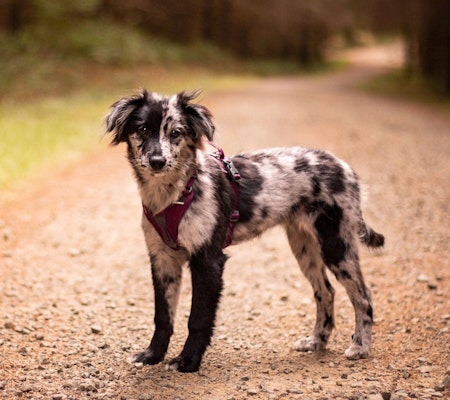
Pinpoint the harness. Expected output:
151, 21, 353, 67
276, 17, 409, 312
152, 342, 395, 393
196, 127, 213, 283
142, 143, 240, 250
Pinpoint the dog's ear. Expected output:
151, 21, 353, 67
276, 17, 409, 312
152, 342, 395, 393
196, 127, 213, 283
177, 90, 215, 141
105, 90, 150, 145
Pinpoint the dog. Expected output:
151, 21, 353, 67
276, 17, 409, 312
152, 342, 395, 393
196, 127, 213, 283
105, 89, 384, 373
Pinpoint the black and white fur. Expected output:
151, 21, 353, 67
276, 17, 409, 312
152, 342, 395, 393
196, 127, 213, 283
105, 90, 384, 373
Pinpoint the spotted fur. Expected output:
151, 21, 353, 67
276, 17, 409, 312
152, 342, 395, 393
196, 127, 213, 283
105, 89, 384, 372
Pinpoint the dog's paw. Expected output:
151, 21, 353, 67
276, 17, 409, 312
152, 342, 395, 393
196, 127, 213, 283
132, 349, 164, 365
166, 355, 200, 373
293, 337, 326, 352
344, 343, 370, 360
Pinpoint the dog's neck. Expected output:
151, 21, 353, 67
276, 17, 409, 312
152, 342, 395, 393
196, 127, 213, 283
139, 151, 201, 215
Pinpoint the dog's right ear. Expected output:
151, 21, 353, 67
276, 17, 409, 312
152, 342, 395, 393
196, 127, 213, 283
105, 90, 149, 145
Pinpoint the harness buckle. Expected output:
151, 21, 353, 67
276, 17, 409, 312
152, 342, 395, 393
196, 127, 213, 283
230, 210, 240, 222
223, 159, 241, 182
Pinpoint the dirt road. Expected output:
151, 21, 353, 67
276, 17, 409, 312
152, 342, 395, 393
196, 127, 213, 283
1, 45, 449, 399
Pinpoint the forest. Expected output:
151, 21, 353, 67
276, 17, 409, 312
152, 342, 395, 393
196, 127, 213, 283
0, 0, 449, 94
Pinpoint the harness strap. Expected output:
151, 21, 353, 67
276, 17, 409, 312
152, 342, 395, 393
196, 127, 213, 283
142, 175, 196, 250
208, 142, 240, 248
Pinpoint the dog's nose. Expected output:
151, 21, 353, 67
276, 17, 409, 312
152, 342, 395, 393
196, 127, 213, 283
148, 155, 167, 171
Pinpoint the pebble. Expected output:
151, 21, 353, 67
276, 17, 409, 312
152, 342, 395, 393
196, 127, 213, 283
286, 388, 303, 394
0, 381, 6, 390
4, 321, 15, 330
435, 374, 450, 391
417, 365, 439, 373
368, 395, 384, 400
91, 325, 102, 334
68, 248, 81, 257
20, 385, 33, 393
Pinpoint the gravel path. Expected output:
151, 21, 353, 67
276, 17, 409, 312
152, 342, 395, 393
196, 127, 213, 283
1, 45, 449, 399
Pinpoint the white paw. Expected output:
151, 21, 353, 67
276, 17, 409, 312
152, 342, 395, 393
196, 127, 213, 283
293, 337, 326, 352
345, 343, 370, 360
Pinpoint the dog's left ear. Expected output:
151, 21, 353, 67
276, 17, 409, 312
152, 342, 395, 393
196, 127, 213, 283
177, 91, 215, 141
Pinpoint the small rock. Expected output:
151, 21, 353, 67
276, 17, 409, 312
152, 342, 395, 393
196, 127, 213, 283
20, 385, 33, 393
0, 381, 6, 390
368, 395, 384, 400
287, 388, 303, 394
68, 248, 81, 257
418, 365, 439, 373
417, 274, 429, 283
247, 388, 259, 396
52, 395, 66, 400
138, 395, 154, 400
4, 321, 15, 330
79, 382, 96, 392
312, 384, 322, 393
435, 374, 450, 391
91, 325, 102, 334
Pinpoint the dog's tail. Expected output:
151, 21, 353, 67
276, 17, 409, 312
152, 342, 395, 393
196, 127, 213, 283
359, 221, 385, 249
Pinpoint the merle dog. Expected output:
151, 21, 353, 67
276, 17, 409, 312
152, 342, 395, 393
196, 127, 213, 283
105, 90, 384, 373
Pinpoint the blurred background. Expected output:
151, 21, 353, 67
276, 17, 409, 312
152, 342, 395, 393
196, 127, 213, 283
0, 0, 449, 188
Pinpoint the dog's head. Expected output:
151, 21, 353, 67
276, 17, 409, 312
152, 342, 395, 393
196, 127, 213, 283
105, 90, 215, 176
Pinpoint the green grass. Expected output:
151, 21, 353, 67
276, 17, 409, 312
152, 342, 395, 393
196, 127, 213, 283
0, 96, 104, 188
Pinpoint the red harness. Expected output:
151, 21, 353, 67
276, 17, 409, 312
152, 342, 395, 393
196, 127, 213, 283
142, 144, 240, 250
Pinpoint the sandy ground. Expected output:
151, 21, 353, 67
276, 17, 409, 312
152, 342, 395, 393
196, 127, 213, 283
1, 45, 449, 400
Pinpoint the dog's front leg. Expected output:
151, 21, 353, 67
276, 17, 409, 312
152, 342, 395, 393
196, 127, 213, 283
168, 251, 227, 372
134, 254, 182, 366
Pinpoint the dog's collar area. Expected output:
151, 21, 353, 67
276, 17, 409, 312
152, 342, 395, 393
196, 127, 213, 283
142, 143, 241, 251
142, 174, 196, 250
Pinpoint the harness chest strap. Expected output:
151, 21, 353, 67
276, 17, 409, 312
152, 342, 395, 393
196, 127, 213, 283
142, 145, 240, 250
142, 176, 195, 251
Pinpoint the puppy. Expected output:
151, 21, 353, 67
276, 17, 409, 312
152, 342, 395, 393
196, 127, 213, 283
105, 89, 384, 372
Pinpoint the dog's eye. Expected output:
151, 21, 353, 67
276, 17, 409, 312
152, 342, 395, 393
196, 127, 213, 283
171, 128, 182, 139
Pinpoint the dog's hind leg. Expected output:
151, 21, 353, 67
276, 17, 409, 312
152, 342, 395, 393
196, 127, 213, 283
168, 250, 227, 372
286, 223, 336, 353
326, 244, 373, 360
313, 203, 374, 359
133, 254, 183, 365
